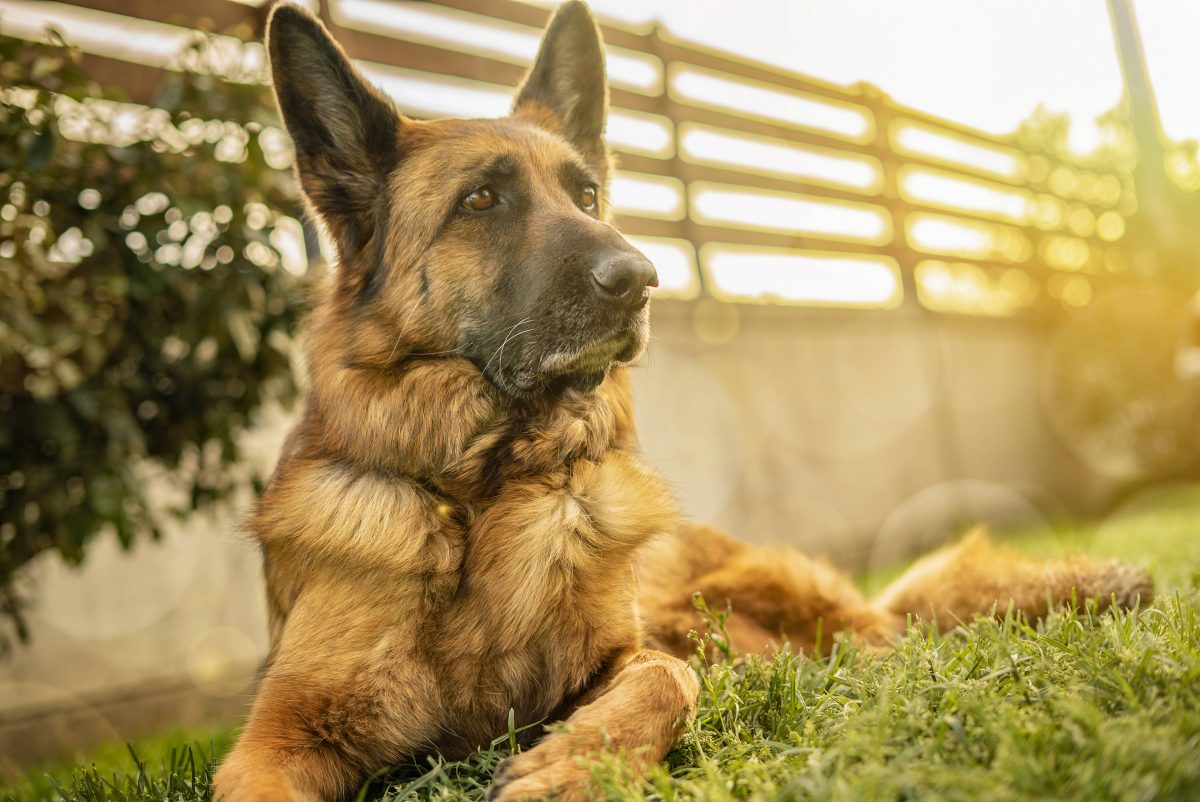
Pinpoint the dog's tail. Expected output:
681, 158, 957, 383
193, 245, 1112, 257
868, 527, 1154, 630
638, 523, 1154, 659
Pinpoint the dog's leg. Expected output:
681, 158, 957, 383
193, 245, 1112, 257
487, 650, 699, 802
214, 672, 399, 802
214, 604, 441, 802
214, 668, 441, 802
870, 527, 1154, 629
213, 706, 349, 802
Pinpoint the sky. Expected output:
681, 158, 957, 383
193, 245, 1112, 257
555, 0, 1200, 152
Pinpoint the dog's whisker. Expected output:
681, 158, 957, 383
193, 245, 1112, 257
386, 333, 405, 365
483, 318, 534, 376
384, 295, 429, 364
496, 326, 535, 378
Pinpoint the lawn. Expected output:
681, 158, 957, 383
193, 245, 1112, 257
5, 485, 1200, 802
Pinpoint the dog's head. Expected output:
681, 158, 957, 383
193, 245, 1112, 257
267, 1, 656, 399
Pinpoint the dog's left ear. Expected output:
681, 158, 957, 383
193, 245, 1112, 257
514, 1, 608, 164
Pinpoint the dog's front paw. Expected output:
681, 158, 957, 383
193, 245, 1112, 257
487, 733, 596, 802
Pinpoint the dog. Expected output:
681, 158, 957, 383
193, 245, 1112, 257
212, 4, 1154, 800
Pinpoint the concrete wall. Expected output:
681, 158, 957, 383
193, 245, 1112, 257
636, 302, 1108, 567
0, 300, 1112, 773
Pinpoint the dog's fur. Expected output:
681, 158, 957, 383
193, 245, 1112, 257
213, 4, 1154, 801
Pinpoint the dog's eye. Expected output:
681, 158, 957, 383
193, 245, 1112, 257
462, 187, 497, 212
580, 186, 598, 212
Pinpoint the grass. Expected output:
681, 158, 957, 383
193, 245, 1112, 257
5, 485, 1200, 802
1, 725, 236, 802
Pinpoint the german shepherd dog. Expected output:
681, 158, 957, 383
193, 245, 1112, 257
214, 4, 1153, 800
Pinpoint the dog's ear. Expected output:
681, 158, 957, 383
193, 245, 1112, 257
267, 4, 402, 259
514, 1, 608, 164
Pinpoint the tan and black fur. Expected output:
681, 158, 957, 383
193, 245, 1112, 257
213, 4, 1153, 801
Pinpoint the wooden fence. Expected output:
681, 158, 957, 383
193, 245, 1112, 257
3, 0, 1136, 316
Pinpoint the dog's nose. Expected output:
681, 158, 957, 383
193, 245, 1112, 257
590, 254, 658, 309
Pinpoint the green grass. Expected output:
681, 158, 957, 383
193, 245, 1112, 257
1, 725, 235, 802
6, 485, 1200, 802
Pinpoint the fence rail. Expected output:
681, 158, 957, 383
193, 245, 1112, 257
2, 0, 1137, 316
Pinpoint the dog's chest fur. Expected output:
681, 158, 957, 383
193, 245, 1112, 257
254, 379, 678, 754
418, 449, 676, 753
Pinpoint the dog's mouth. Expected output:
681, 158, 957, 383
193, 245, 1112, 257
540, 329, 644, 392
487, 312, 648, 399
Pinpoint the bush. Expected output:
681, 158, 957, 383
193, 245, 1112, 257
0, 31, 303, 652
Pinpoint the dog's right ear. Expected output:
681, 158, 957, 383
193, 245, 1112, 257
267, 4, 402, 259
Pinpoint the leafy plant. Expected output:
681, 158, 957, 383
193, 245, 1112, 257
0, 30, 304, 652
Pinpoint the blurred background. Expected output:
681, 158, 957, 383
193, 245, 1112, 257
2, 0, 1200, 777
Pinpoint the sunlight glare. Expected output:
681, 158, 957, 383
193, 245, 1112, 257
679, 123, 880, 192
670, 64, 873, 143
1041, 235, 1094, 272
891, 119, 1025, 181
691, 183, 891, 244
701, 244, 901, 308
610, 172, 686, 220
270, 216, 309, 276
898, 166, 1031, 223
0, 1, 264, 81
906, 212, 1030, 262
361, 63, 510, 118
915, 260, 1038, 316
335, 0, 662, 94
606, 111, 675, 158
1066, 119, 1104, 156
359, 66, 670, 157
1096, 211, 1126, 242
